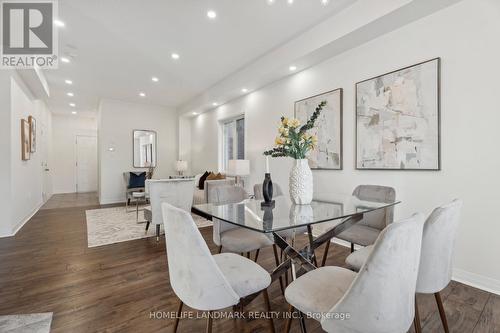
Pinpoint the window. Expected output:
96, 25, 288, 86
221, 116, 245, 171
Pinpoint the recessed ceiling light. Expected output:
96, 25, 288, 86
212, 102, 218, 107
67, 92, 74, 97
65, 79, 73, 85
61, 57, 70, 63
321, 0, 330, 4
171, 53, 180, 60
289, 65, 297, 71
53, 19, 65, 27
287, 0, 294, 4
207, 10, 217, 19
192, 112, 199, 116
241, 88, 248, 93
69, 103, 76, 107
139, 92, 146, 97
151, 77, 159, 82
267, 0, 275, 4
71, 111, 77, 115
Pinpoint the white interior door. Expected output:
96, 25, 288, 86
76, 135, 97, 193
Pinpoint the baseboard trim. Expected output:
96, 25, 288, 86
453, 268, 500, 296
0, 202, 44, 238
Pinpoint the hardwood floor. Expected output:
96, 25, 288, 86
0, 199, 499, 332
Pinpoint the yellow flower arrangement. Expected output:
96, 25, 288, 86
264, 101, 327, 159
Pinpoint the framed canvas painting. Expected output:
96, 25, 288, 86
295, 88, 343, 170
28, 115, 36, 153
356, 58, 441, 170
21, 119, 30, 161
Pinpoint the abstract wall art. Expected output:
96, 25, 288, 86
295, 88, 343, 170
28, 115, 36, 153
356, 58, 440, 170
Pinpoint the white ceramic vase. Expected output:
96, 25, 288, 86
289, 159, 313, 205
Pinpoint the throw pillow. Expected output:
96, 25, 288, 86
128, 172, 146, 189
206, 172, 218, 180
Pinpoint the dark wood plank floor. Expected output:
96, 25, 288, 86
0, 198, 498, 333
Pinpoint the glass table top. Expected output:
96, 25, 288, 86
193, 193, 400, 233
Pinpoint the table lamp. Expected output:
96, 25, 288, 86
227, 159, 250, 187
176, 160, 188, 176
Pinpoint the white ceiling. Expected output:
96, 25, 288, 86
44, 0, 357, 115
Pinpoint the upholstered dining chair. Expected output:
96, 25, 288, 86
144, 179, 195, 242
284, 213, 425, 333
253, 183, 284, 200
345, 199, 463, 333
162, 203, 275, 333
321, 185, 396, 265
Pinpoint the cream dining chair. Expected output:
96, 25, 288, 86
345, 199, 463, 332
284, 213, 425, 333
161, 203, 275, 333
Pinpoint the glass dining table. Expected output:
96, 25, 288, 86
193, 192, 400, 301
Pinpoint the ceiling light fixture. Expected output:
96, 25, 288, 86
267, 0, 275, 4
139, 92, 146, 97
321, 0, 330, 4
71, 111, 77, 115
241, 88, 248, 93
67, 92, 74, 97
289, 65, 297, 71
287, 0, 294, 5
61, 57, 70, 63
53, 19, 65, 27
212, 102, 218, 107
151, 77, 159, 82
171, 53, 180, 60
192, 112, 199, 116
69, 103, 76, 107
65, 79, 73, 85
207, 10, 217, 19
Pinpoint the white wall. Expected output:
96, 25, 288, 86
8, 74, 52, 235
52, 115, 97, 194
186, 0, 500, 292
98, 99, 178, 204
0, 72, 13, 237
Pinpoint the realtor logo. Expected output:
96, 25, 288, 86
1, 0, 58, 68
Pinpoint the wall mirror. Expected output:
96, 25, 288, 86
133, 130, 157, 167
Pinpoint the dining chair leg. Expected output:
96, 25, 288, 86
173, 300, 183, 333
233, 304, 244, 332
414, 296, 422, 333
263, 289, 276, 333
284, 304, 294, 333
145, 221, 150, 231
254, 249, 260, 263
206, 311, 213, 333
298, 311, 308, 333
350, 242, 355, 253
272, 244, 285, 295
321, 240, 331, 267
246, 252, 251, 259
435, 291, 450, 333
156, 224, 160, 242
217, 245, 222, 254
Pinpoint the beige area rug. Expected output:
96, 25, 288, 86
85, 206, 212, 248
0, 313, 53, 333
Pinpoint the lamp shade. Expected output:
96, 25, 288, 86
176, 160, 188, 172
227, 159, 250, 176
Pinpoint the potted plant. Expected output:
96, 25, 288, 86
264, 101, 327, 204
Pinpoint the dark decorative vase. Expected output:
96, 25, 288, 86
261, 173, 275, 207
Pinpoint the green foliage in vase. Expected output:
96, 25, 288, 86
263, 100, 327, 159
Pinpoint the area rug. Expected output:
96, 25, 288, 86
0, 313, 53, 333
85, 206, 212, 248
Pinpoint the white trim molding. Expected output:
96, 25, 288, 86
453, 268, 500, 296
